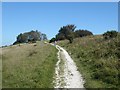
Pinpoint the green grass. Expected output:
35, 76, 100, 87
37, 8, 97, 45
57, 35, 119, 88
2, 41, 58, 88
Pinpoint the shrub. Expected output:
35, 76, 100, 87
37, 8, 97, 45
115, 34, 120, 58
74, 30, 93, 38
49, 38, 56, 43
103, 30, 118, 40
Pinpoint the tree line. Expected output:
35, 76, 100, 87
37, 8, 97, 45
50, 24, 93, 43
50, 24, 118, 43
13, 25, 118, 45
13, 30, 47, 45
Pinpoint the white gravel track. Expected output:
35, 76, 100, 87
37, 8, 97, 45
54, 45, 85, 88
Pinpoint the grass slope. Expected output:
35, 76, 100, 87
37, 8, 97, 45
0, 48, 2, 89
2, 41, 58, 88
58, 35, 119, 88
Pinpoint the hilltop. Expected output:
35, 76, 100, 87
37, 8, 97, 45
1, 28, 119, 88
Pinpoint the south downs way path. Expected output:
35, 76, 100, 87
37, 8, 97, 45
53, 45, 85, 88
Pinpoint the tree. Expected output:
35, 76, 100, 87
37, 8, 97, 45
56, 24, 76, 43
41, 34, 47, 40
27, 30, 41, 42
56, 33, 66, 40
65, 29, 74, 43
16, 33, 28, 43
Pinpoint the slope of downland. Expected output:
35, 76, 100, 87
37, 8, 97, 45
2, 41, 58, 88
57, 35, 119, 88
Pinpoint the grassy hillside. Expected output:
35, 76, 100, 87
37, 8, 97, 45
0, 48, 1, 89
57, 35, 119, 88
2, 41, 58, 88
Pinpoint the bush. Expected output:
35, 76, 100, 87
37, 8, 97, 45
49, 38, 56, 43
106, 33, 120, 58
115, 34, 120, 58
93, 67, 118, 84
74, 30, 93, 38
103, 30, 118, 40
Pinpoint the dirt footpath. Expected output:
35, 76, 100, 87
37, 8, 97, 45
53, 45, 85, 88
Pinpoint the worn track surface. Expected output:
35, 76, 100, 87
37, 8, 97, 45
54, 45, 84, 88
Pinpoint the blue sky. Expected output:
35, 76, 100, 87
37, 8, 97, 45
2, 2, 118, 46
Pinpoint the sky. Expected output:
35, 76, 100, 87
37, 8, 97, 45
2, 2, 118, 46
2, 0, 120, 2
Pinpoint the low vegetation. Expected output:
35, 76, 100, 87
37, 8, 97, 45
57, 31, 119, 88
2, 41, 57, 88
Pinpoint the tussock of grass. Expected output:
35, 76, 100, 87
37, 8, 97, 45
58, 35, 119, 88
2, 41, 58, 88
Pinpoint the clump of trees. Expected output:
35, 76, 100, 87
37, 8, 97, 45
13, 30, 47, 45
103, 30, 118, 40
50, 24, 93, 43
